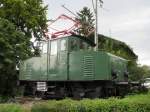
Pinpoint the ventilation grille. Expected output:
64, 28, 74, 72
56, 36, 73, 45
25, 63, 32, 79
83, 55, 94, 77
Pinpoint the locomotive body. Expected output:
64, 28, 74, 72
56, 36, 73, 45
19, 35, 129, 98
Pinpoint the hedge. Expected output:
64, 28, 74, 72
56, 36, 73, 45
0, 93, 150, 112
31, 94, 150, 112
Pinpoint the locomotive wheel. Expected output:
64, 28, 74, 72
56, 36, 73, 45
24, 84, 36, 97
59, 87, 66, 98
86, 87, 102, 98
35, 91, 45, 99
72, 88, 85, 99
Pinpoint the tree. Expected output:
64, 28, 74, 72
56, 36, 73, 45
141, 65, 150, 78
128, 64, 150, 81
0, 0, 48, 53
76, 7, 95, 37
0, 0, 48, 96
0, 18, 30, 95
97, 34, 138, 62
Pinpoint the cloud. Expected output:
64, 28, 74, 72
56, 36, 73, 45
100, 0, 150, 65
44, 0, 150, 65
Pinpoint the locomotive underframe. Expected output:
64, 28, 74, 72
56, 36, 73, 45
20, 80, 130, 99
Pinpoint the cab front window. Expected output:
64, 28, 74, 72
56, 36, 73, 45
51, 40, 57, 55
70, 37, 92, 51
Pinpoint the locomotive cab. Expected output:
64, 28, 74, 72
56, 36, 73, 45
49, 34, 95, 53
47, 35, 96, 81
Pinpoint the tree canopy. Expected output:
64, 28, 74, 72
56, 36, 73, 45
0, 0, 48, 96
97, 34, 138, 62
76, 7, 95, 37
0, 18, 31, 95
0, 0, 48, 50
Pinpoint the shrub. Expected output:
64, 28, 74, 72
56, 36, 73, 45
31, 93, 150, 112
1, 93, 150, 112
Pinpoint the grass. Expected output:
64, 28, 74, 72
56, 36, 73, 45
0, 104, 22, 112
1, 92, 150, 112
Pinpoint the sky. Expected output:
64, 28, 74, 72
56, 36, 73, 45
44, 0, 150, 66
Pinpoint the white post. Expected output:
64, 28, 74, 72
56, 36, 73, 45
94, 0, 98, 51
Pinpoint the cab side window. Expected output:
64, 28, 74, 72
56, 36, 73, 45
79, 41, 87, 50
60, 39, 67, 51
70, 39, 78, 51
42, 42, 47, 54
51, 40, 57, 55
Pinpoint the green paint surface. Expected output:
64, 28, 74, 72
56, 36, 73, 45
19, 35, 127, 81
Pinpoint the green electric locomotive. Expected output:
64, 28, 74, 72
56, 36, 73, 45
19, 35, 129, 98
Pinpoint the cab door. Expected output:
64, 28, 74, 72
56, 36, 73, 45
47, 40, 58, 80
47, 39, 68, 81
57, 38, 68, 80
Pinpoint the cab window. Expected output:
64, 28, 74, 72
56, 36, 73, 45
79, 39, 91, 50
37, 41, 47, 54
70, 39, 78, 51
51, 40, 57, 55
42, 42, 47, 54
79, 41, 87, 50
70, 38, 92, 51
60, 39, 67, 51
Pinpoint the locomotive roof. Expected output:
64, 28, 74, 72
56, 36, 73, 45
50, 34, 96, 47
71, 34, 96, 47
107, 52, 128, 62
